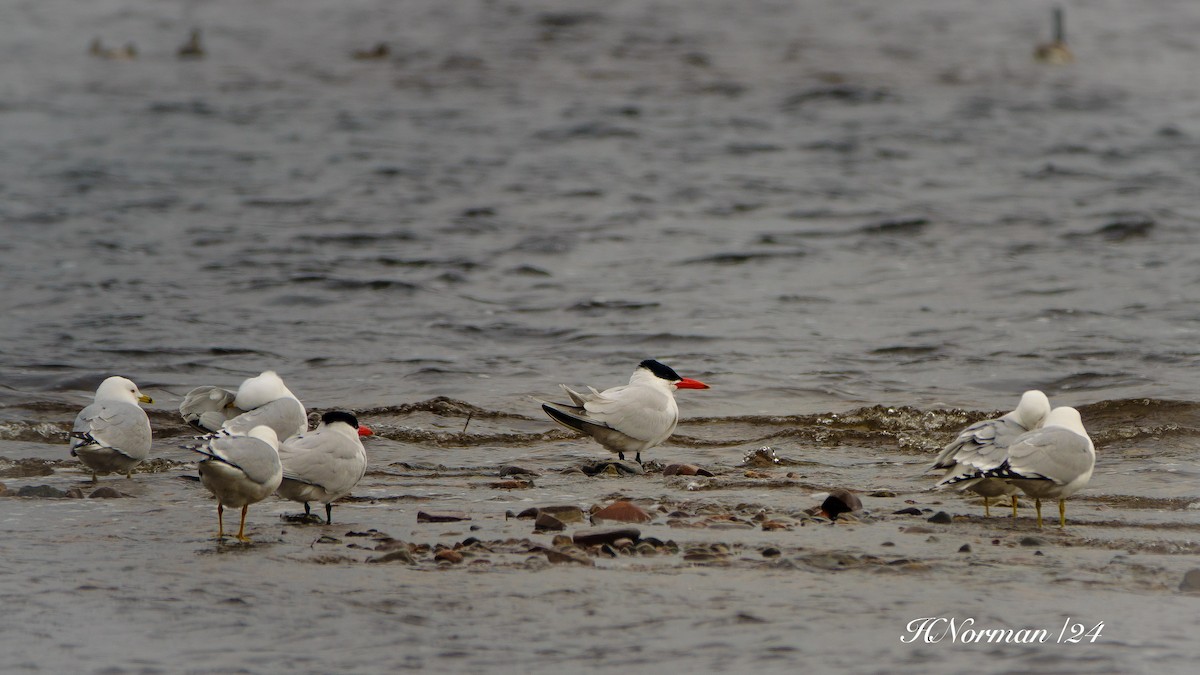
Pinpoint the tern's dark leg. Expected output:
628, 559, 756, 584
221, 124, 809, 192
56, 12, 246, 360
217, 503, 225, 539
1034, 498, 1043, 528
325, 503, 333, 524
303, 502, 311, 516
635, 451, 641, 463
91, 471, 98, 484
618, 452, 625, 460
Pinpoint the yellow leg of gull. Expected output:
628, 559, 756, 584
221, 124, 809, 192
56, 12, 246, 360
983, 496, 990, 518
1011, 495, 1019, 518
236, 505, 251, 542
1059, 499, 1067, 528
1034, 498, 1043, 528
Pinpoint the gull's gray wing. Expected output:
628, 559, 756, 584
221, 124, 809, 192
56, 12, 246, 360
180, 386, 242, 432
932, 417, 1028, 472
71, 401, 152, 461
196, 435, 282, 488
1002, 427, 1094, 485
222, 397, 306, 440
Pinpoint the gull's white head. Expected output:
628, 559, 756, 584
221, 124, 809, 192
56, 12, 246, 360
247, 425, 281, 451
234, 370, 298, 409
95, 376, 153, 405
1043, 406, 1086, 434
1014, 390, 1051, 429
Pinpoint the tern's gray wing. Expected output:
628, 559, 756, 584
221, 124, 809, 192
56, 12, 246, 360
180, 386, 242, 432
279, 431, 366, 496
71, 401, 152, 461
196, 435, 282, 487
221, 397, 306, 440
932, 417, 1028, 472
1002, 427, 1094, 485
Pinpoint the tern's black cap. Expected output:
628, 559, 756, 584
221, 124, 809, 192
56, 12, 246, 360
639, 359, 682, 382
321, 410, 360, 428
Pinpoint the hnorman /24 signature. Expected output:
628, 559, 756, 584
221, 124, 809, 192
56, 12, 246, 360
901, 617, 1104, 644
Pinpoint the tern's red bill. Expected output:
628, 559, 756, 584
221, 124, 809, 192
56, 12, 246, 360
357, 425, 374, 437
675, 378, 709, 390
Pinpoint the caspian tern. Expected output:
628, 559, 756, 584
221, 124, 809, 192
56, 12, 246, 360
69, 376, 154, 482
179, 370, 307, 441
276, 411, 373, 524
932, 390, 1050, 517
186, 425, 283, 542
955, 406, 1095, 528
540, 359, 710, 464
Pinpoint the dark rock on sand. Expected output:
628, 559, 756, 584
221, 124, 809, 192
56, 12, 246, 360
762, 547, 782, 558
1178, 569, 1200, 592
573, 527, 641, 547
417, 510, 471, 523
534, 512, 565, 531
541, 548, 593, 566
820, 489, 862, 521
927, 511, 953, 524
369, 549, 416, 564
592, 500, 652, 524
17, 485, 69, 498
663, 463, 714, 477
893, 507, 923, 516
580, 460, 645, 476
435, 549, 464, 564
1020, 536, 1044, 547
958, 544, 972, 553
89, 487, 125, 498
499, 465, 540, 477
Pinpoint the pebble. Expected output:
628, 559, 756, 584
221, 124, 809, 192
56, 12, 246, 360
820, 489, 863, 520
417, 510, 471, 523
17, 485, 69, 498
958, 544, 972, 553
580, 460, 645, 476
435, 549, 464, 564
369, 549, 415, 564
592, 500, 652, 524
662, 463, 714, 477
893, 507, 922, 516
534, 512, 565, 531
1178, 569, 1200, 592
1019, 536, 1044, 547
489, 480, 533, 489
573, 527, 641, 547
927, 511, 953, 524
762, 547, 781, 558
89, 487, 125, 499
541, 547, 592, 566
551, 534, 573, 548
538, 505, 585, 523
761, 520, 791, 531
498, 465, 540, 477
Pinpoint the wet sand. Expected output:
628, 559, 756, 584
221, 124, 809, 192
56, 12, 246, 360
4, 399, 1200, 674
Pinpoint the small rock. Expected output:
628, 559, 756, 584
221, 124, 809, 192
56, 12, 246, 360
65, 488, 85, 499
89, 487, 125, 499
958, 544, 972, 553
598, 544, 619, 558
612, 538, 635, 550
417, 510, 470, 523
538, 505, 585, 523
761, 520, 791, 531
515, 507, 540, 519
542, 548, 593, 566
315, 535, 341, 545
927, 511, 953, 524
580, 460, 645, 476
17, 485, 69, 498
881, 541, 895, 547
435, 549, 464, 564
820, 489, 863, 521
663, 463, 714, 477
573, 527, 641, 547
551, 534, 573, 548
499, 465, 540, 477
374, 538, 411, 552
368, 549, 415, 564
893, 507, 923, 516
870, 490, 896, 498
1019, 536, 1044, 547
592, 500, 652, 524
489, 480, 533, 489
534, 512, 565, 532
1178, 569, 1200, 592
635, 542, 658, 556
762, 547, 781, 558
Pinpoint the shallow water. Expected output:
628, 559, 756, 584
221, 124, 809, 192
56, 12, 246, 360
3, 0, 1200, 673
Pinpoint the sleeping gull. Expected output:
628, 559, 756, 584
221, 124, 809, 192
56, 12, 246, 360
69, 376, 154, 482
539, 359, 709, 464
186, 425, 283, 542
932, 390, 1051, 516
276, 411, 373, 524
180, 370, 307, 441
944, 406, 1095, 528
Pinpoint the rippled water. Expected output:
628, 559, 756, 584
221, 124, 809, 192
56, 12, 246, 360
3, 0, 1200, 673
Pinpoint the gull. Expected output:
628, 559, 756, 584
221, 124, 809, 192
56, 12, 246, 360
539, 359, 709, 464
186, 425, 283, 542
932, 390, 1051, 516
944, 407, 1095, 528
69, 376, 154, 482
276, 411, 373, 524
180, 370, 307, 441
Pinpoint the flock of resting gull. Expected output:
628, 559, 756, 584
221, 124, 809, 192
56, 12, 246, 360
66, 359, 1095, 542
